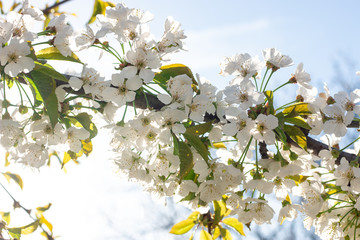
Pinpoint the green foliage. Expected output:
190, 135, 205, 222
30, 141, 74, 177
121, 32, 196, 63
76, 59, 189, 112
71, 113, 98, 139
36, 47, 82, 63
283, 124, 307, 150
178, 141, 194, 180
183, 132, 209, 163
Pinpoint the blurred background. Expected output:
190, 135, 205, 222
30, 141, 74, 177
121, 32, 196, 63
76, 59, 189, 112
1, 0, 360, 239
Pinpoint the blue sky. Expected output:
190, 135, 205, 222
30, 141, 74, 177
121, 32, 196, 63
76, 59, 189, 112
1, 1, 360, 239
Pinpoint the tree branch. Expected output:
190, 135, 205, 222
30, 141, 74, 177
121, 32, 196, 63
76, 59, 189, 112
42, 0, 72, 15
17, 73, 359, 164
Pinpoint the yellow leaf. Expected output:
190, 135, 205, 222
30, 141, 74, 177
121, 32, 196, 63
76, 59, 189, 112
283, 125, 307, 151
169, 219, 196, 235
200, 229, 213, 240
213, 226, 221, 239
20, 220, 39, 234
286, 194, 291, 204
187, 211, 200, 221
39, 214, 53, 232
2, 172, 23, 189
213, 142, 226, 149
5, 151, 10, 166
62, 151, 72, 167
222, 218, 245, 236
81, 139, 93, 156
0, 211, 10, 224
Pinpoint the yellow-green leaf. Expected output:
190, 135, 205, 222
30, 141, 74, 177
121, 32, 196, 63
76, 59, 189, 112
0, 211, 10, 225
33, 62, 68, 82
36, 203, 52, 213
200, 229, 213, 240
7, 227, 21, 239
2, 172, 23, 189
213, 200, 229, 225
283, 102, 311, 117
154, 64, 196, 90
72, 113, 98, 139
178, 142, 193, 180
88, 0, 106, 24
283, 125, 307, 150
20, 220, 39, 234
169, 219, 196, 235
284, 116, 311, 130
222, 218, 245, 236
8, 220, 39, 236
36, 47, 82, 63
187, 211, 200, 221
219, 227, 233, 240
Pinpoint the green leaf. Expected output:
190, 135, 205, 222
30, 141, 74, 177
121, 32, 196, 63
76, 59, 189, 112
185, 122, 213, 135
28, 70, 59, 128
284, 116, 311, 130
0, 211, 10, 225
2, 172, 23, 189
73, 113, 98, 139
34, 62, 68, 82
28, 71, 55, 102
172, 133, 180, 156
178, 142, 193, 180
183, 132, 208, 163
154, 64, 196, 89
283, 125, 307, 150
44, 92, 59, 129
274, 127, 288, 147
200, 229, 213, 240
222, 218, 245, 236
36, 47, 82, 63
282, 102, 311, 117
169, 219, 196, 235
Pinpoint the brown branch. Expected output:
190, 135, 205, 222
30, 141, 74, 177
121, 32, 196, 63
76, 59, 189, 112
17, 73, 360, 165
42, 0, 72, 15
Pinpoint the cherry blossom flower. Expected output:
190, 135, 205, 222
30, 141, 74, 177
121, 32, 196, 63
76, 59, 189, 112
251, 114, 278, 145
322, 104, 353, 137
224, 80, 264, 109
263, 48, 293, 71
0, 39, 35, 77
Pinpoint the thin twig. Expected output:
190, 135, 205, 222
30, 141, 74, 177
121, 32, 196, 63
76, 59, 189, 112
42, 0, 72, 15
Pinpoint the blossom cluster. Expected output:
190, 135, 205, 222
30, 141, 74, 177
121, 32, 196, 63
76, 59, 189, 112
1, 1, 360, 239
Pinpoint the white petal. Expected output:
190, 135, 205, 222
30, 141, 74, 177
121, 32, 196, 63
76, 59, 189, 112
69, 77, 83, 91
157, 94, 172, 105
126, 75, 142, 91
